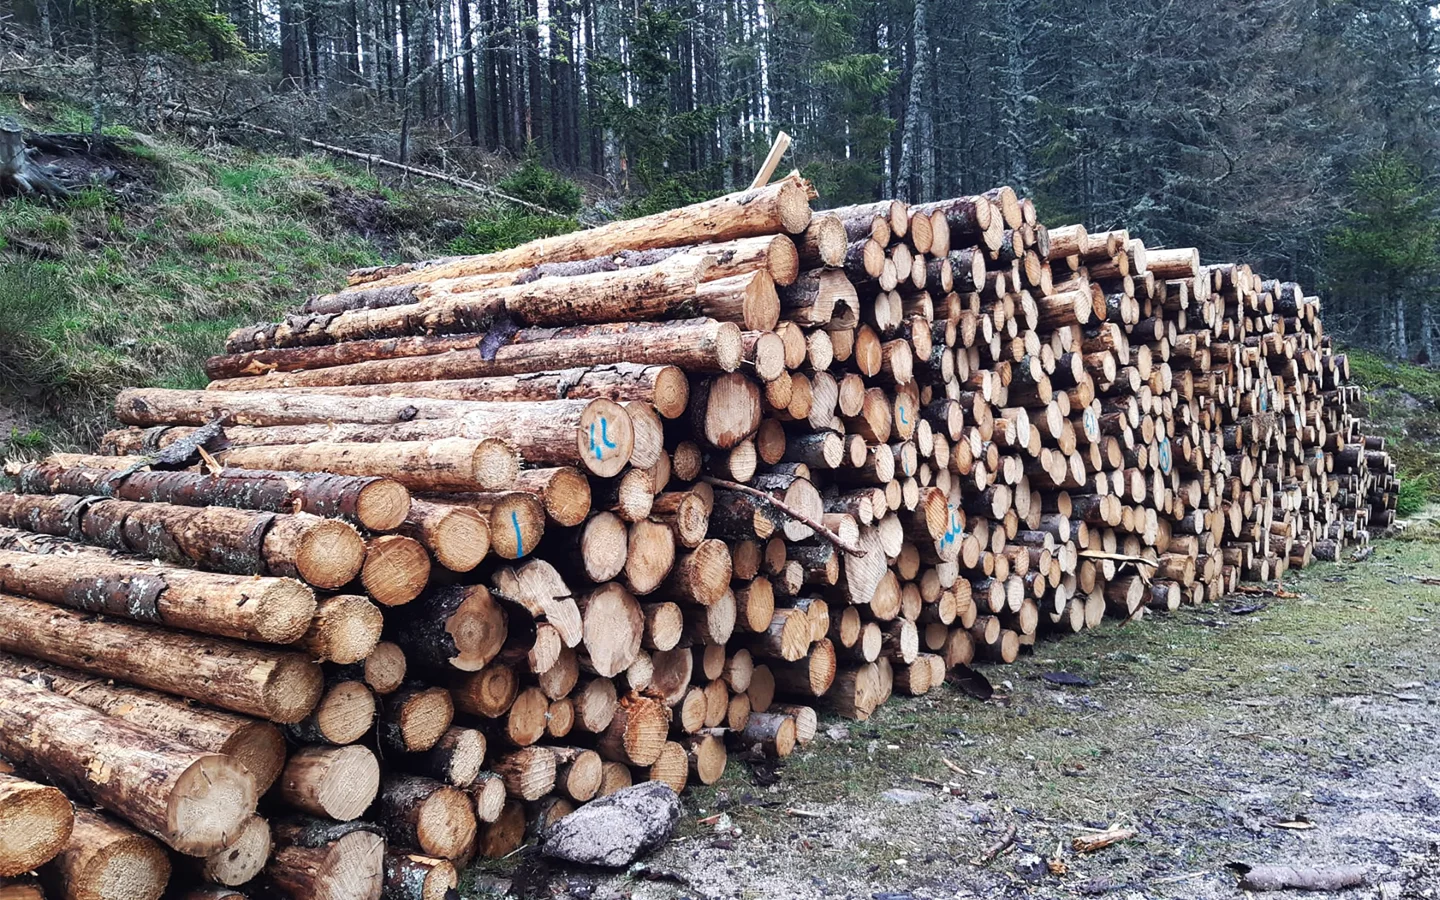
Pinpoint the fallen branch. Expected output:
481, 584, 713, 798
699, 475, 865, 556
971, 823, 1017, 866
1072, 826, 1137, 853
1078, 550, 1159, 566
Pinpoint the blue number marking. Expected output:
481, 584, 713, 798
898, 406, 910, 426
601, 417, 617, 449
511, 511, 525, 556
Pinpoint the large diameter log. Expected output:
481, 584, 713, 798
41, 808, 171, 900
0, 547, 317, 644
0, 493, 364, 591
266, 363, 690, 419
206, 319, 744, 387
127, 398, 633, 478
333, 175, 811, 288
0, 773, 73, 877
216, 437, 519, 492
265, 818, 385, 900
229, 255, 715, 350
20, 457, 411, 532
0, 594, 323, 723
393, 584, 508, 673
0, 653, 287, 794
578, 583, 644, 678
0, 675, 256, 855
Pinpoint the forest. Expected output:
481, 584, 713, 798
3, 0, 1440, 358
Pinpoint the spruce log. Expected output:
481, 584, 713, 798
0, 493, 365, 590
0, 675, 256, 855
189, 814, 271, 887
264, 818, 385, 900
229, 255, 714, 350
0, 594, 323, 723
0, 773, 72, 878
255, 363, 690, 419
360, 536, 432, 607
597, 694, 670, 766
17, 458, 410, 532
382, 853, 457, 900
297, 594, 384, 665
278, 745, 381, 821
123, 398, 633, 479
332, 176, 811, 288
0, 653, 287, 794
41, 808, 170, 900
206, 319, 743, 387
403, 500, 489, 572
405, 727, 486, 787
379, 686, 455, 755
215, 438, 519, 493
393, 584, 508, 673
0, 547, 316, 644
578, 583, 644, 678
376, 775, 478, 860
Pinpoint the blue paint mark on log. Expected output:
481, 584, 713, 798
512, 511, 525, 556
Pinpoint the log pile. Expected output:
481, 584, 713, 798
0, 174, 1394, 900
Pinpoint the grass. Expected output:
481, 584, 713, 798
0, 95, 585, 454
1343, 348, 1440, 517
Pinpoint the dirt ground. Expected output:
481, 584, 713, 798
470, 533, 1440, 900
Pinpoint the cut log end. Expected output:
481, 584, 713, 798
262, 655, 326, 724
356, 479, 413, 531
0, 775, 73, 878
200, 814, 271, 886
575, 399, 635, 478
362, 536, 433, 607
292, 519, 367, 590
169, 754, 259, 856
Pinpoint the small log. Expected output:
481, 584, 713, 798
41, 808, 170, 900
383, 852, 457, 900
376, 775, 478, 860
278, 745, 381, 821
264, 818, 385, 900
0, 773, 73, 878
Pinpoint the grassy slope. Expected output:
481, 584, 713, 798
0, 96, 571, 454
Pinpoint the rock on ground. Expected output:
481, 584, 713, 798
541, 781, 682, 867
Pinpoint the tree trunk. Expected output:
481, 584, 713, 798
0, 772, 72, 878
41, 808, 171, 900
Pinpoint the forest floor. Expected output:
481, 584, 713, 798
472, 531, 1440, 900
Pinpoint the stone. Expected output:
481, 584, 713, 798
881, 788, 930, 804
541, 781, 682, 867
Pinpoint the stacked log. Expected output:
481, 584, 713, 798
0, 174, 1392, 899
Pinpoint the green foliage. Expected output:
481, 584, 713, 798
1397, 473, 1435, 517
93, 0, 247, 62
497, 157, 583, 215
448, 209, 578, 256
1328, 153, 1440, 299
620, 177, 724, 220
0, 259, 84, 391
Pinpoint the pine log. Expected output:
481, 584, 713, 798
0, 653, 287, 794
40, 808, 170, 900
0, 675, 256, 855
17, 458, 411, 531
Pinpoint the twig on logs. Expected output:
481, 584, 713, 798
971, 823, 1017, 866
699, 475, 865, 556
1078, 551, 1159, 566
